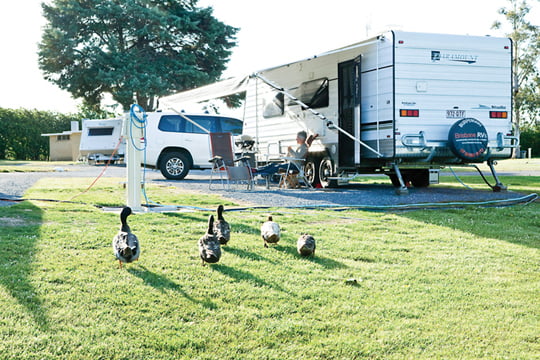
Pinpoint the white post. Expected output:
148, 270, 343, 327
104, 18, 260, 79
124, 111, 143, 212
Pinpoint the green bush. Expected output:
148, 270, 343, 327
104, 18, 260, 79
0, 108, 79, 160
520, 122, 540, 157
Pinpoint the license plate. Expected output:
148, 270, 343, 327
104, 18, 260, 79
446, 110, 466, 118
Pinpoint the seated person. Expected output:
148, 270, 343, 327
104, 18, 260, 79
256, 130, 309, 176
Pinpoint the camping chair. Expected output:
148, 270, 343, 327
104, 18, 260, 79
278, 134, 318, 189
209, 132, 254, 190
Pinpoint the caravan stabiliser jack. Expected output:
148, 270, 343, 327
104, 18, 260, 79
478, 160, 507, 192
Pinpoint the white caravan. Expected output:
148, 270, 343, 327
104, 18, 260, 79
79, 118, 125, 163
161, 31, 517, 192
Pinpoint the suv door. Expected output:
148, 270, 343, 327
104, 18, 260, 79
156, 115, 212, 167
182, 115, 215, 166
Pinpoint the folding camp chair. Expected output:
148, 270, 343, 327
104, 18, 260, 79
209, 132, 254, 190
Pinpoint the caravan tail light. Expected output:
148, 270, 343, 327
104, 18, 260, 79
490, 111, 508, 119
400, 109, 419, 117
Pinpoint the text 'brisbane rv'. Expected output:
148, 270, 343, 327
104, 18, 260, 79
160, 31, 517, 193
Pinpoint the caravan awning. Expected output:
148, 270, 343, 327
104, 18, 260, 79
159, 76, 250, 108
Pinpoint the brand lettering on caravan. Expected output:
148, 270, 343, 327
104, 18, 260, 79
431, 51, 478, 64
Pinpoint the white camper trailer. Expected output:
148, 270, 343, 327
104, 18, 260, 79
79, 118, 125, 163
160, 31, 517, 192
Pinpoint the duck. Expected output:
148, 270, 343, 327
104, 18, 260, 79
261, 215, 280, 248
297, 233, 316, 257
112, 207, 140, 268
213, 204, 230, 245
198, 215, 222, 265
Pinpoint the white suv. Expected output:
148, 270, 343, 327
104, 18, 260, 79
144, 111, 243, 179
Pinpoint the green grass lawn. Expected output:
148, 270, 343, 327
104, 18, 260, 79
0, 176, 538, 359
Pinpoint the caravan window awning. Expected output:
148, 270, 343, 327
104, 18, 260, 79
159, 76, 250, 108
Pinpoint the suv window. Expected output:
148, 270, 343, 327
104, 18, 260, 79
221, 117, 243, 135
158, 116, 184, 132
187, 116, 216, 134
157, 115, 243, 135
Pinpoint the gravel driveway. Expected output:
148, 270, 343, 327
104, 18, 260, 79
1, 163, 535, 209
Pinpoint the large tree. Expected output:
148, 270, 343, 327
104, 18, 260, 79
38, 0, 238, 112
492, 0, 540, 153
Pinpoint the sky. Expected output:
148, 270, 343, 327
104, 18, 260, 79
0, 0, 535, 114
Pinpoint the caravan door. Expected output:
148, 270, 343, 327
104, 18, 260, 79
337, 56, 361, 168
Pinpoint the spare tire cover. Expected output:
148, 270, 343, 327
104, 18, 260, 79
448, 118, 488, 161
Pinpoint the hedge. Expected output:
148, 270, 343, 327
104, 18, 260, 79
0, 108, 79, 160
520, 123, 540, 157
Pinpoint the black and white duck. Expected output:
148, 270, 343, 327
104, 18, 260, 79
297, 233, 316, 257
199, 215, 222, 265
112, 207, 140, 268
213, 205, 231, 245
261, 215, 280, 248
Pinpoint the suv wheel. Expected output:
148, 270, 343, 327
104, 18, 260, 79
160, 152, 191, 180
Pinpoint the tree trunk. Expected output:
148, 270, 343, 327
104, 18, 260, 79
135, 94, 156, 112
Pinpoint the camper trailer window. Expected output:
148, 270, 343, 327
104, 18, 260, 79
88, 127, 114, 136
263, 92, 285, 118
300, 78, 329, 109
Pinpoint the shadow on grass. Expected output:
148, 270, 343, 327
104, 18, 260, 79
400, 201, 540, 249
303, 254, 348, 269
0, 202, 48, 329
161, 212, 209, 223
222, 246, 279, 264
128, 265, 217, 309
212, 264, 291, 294
272, 244, 348, 269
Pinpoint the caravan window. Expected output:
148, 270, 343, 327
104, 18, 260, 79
88, 127, 114, 136
263, 91, 285, 118
300, 78, 329, 109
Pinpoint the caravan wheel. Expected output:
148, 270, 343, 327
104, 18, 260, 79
304, 160, 318, 186
319, 158, 337, 188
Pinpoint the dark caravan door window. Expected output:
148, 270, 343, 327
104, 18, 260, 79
338, 57, 361, 168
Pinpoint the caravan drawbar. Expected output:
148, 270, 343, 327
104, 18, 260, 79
161, 31, 518, 192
